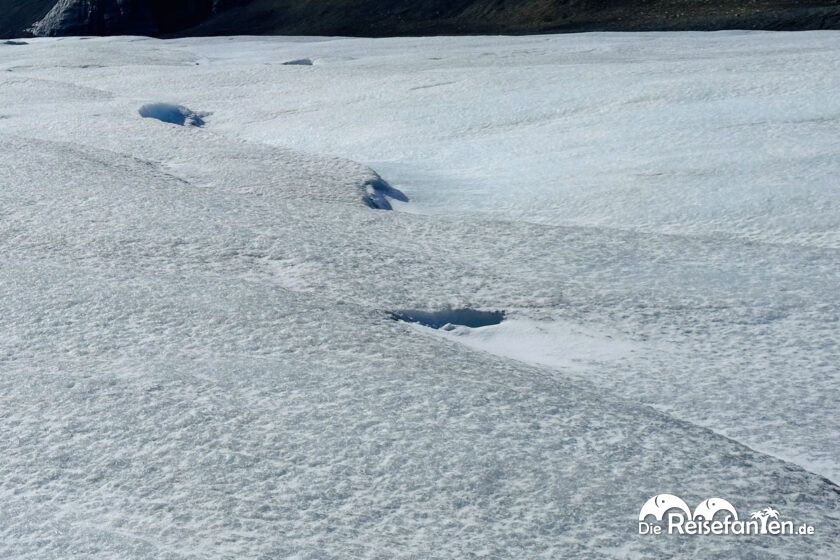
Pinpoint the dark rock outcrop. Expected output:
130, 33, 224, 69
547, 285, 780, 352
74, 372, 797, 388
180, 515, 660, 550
28, 0, 214, 37
0, 0, 55, 39
194, 0, 840, 37
2, 0, 840, 39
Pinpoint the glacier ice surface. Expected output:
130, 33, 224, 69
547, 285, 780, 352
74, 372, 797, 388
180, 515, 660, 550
1, 32, 839, 559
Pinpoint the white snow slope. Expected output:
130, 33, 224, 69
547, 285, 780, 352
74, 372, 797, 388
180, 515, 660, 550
1, 32, 839, 558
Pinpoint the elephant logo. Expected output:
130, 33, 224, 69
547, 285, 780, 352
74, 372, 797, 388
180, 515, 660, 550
639, 496, 809, 536
638, 494, 693, 521
693, 498, 739, 521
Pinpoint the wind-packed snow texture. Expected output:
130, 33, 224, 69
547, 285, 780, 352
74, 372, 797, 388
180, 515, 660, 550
1, 33, 839, 559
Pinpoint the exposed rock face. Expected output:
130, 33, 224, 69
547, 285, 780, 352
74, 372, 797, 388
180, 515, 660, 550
5, 0, 840, 38
29, 0, 214, 37
31, 0, 150, 36
0, 0, 55, 39
192, 0, 840, 37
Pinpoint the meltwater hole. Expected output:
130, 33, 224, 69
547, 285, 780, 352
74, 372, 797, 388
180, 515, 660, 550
363, 175, 409, 210
390, 308, 505, 330
139, 103, 206, 127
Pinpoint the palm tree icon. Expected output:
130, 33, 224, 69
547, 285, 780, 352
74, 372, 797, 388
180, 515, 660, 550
749, 507, 779, 533
763, 507, 780, 519
750, 510, 770, 533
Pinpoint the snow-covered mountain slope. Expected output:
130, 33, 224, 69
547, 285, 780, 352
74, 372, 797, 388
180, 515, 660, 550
1, 33, 839, 558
